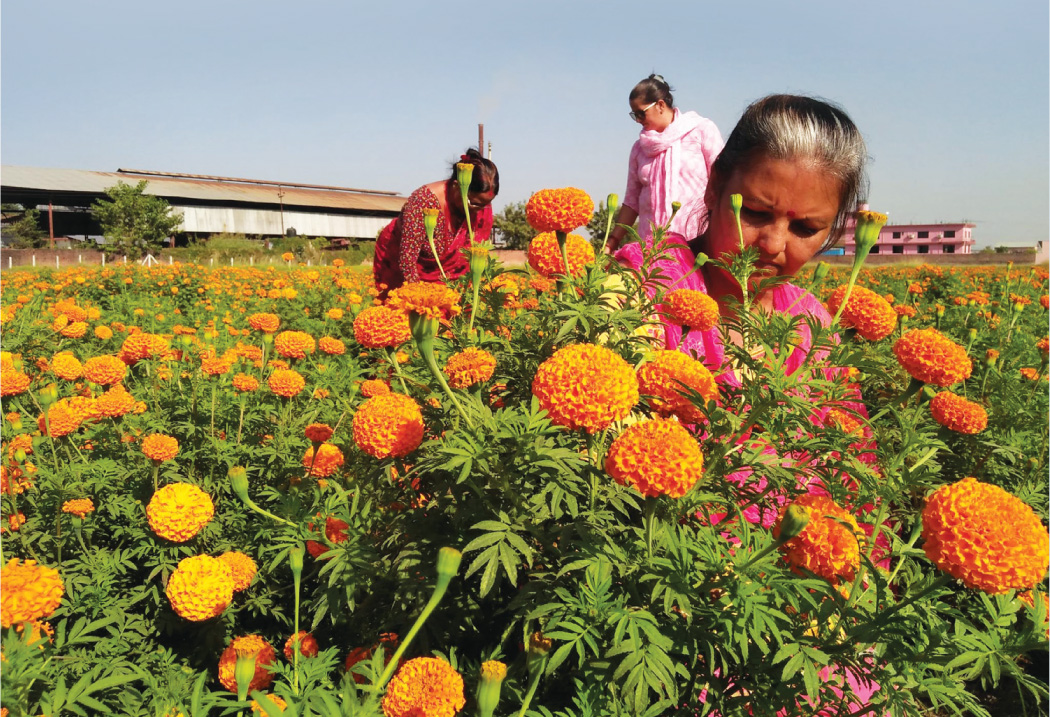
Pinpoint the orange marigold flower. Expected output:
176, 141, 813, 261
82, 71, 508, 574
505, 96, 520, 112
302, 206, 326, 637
318, 336, 346, 355
118, 333, 168, 365
281, 252, 295, 261
605, 418, 704, 498
82, 355, 127, 385
361, 379, 391, 397
233, 373, 260, 392
386, 282, 462, 321
304, 423, 334, 443
774, 494, 862, 584
893, 305, 917, 318
0, 370, 30, 397
283, 631, 319, 660
660, 289, 720, 332
306, 516, 350, 557
825, 285, 897, 340
6, 512, 26, 532
443, 348, 496, 389
94, 384, 137, 418
345, 632, 400, 682
353, 393, 425, 459
217, 551, 257, 592
381, 656, 466, 717
218, 634, 276, 693
354, 305, 412, 349
1, 559, 64, 628
37, 400, 82, 437
1020, 367, 1044, 381
248, 313, 281, 333
527, 231, 596, 278
637, 350, 718, 424
59, 321, 88, 339
1036, 337, 1049, 356
275, 330, 316, 359
327, 307, 345, 320
529, 274, 556, 293
166, 554, 233, 621
94, 325, 113, 340
61, 498, 95, 519
147, 483, 214, 542
825, 407, 864, 436
1041, 295, 1049, 309
929, 392, 987, 434
893, 328, 972, 386
922, 477, 1049, 593
532, 344, 639, 433
6, 433, 33, 461
141, 433, 179, 461
51, 353, 84, 381
269, 368, 306, 398
200, 355, 234, 376
251, 694, 288, 716
303, 443, 345, 477
525, 187, 594, 233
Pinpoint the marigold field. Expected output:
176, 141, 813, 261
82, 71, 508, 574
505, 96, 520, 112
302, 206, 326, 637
0, 234, 1048, 716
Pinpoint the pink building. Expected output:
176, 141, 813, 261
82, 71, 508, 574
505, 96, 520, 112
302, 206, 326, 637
841, 219, 976, 256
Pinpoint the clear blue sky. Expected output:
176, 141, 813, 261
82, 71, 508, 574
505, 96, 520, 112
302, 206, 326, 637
3, 0, 1047, 247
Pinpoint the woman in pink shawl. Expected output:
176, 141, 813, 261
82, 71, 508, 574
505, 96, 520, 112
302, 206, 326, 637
608, 74, 725, 348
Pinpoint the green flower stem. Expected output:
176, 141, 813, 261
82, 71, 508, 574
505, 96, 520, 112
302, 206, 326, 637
851, 573, 953, 642
728, 196, 750, 311
230, 467, 296, 526
832, 212, 887, 325
515, 656, 547, 717
385, 348, 410, 394
643, 498, 658, 561
236, 393, 247, 445
210, 381, 218, 438
410, 314, 473, 428
424, 219, 448, 281
599, 193, 619, 257
290, 546, 304, 692
556, 230, 572, 297
152, 463, 160, 493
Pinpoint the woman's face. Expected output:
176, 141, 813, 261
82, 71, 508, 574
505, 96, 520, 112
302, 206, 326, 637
703, 155, 841, 284
630, 97, 673, 133
449, 182, 496, 215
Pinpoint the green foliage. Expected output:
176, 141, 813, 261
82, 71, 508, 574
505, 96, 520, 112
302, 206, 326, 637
2, 207, 48, 248
91, 180, 183, 259
493, 201, 533, 249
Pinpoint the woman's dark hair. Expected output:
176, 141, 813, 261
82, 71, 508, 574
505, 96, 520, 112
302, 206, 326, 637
629, 74, 674, 109
708, 94, 867, 250
450, 148, 499, 196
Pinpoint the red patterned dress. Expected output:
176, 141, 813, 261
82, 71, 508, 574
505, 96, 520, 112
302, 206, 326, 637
373, 181, 494, 297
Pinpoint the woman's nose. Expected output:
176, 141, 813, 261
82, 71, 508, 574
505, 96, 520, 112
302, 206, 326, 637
755, 222, 788, 256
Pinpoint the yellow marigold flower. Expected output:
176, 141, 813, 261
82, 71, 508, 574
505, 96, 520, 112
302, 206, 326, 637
0, 370, 30, 397
218, 634, 276, 692
248, 313, 281, 333
929, 392, 987, 434
354, 305, 412, 349
118, 333, 169, 365
94, 384, 137, 418
480, 660, 507, 681
443, 348, 496, 389
327, 308, 345, 320
532, 344, 639, 433
319, 336, 346, 355
82, 355, 127, 385
774, 494, 862, 584
1020, 367, 1043, 381
275, 330, 316, 359
1037, 337, 1049, 356
283, 631, 319, 660
281, 252, 295, 261
660, 289, 720, 331
361, 379, 391, 397
37, 400, 83, 437
825, 285, 897, 340
142, 433, 179, 462
269, 368, 306, 398
303, 443, 345, 477
605, 418, 704, 498
922, 477, 1049, 593
525, 187, 594, 233
387, 282, 462, 321
59, 321, 88, 338
353, 393, 425, 459
251, 694, 288, 716
824, 407, 864, 436
304, 423, 334, 443
233, 373, 260, 392
51, 352, 84, 380
61, 498, 95, 519
382, 656, 466, 717
166, 555, 233, 621
147, 483, 215, 542
217, 551, 257, 592
527, 232, 595, 278
200, 355, 233, 376
637, 350, 718, 424
0, 559, 64, 628
893, 328, 972, 386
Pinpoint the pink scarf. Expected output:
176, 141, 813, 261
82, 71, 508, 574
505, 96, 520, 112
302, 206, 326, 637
637, 109, 706, 228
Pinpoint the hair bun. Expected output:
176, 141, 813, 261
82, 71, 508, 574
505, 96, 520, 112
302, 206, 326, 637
650, 73, 666, 84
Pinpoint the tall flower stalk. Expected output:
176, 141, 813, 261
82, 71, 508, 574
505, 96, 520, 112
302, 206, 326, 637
467, 243, 490, 334
831, 210, 888, 325
422, 208, 448, 281
456, 162, 475, 241
408, 312, 473, 427
599, 193, 619, 256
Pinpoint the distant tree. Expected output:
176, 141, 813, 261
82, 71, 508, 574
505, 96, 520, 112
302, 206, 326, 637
91, 180, 183, 258
586, 200, 613, 252
2, 206, 48, 248
492, 201, 533, 250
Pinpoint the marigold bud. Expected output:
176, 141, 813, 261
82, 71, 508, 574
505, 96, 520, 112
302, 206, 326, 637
778, 504, 811, 541
437, 547, 462, 582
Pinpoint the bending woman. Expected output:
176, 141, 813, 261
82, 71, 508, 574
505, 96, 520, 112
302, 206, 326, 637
373, 148, 499, 297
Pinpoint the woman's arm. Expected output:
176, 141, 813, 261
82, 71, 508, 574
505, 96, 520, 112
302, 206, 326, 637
606, 205, 639, 252
608, 143, 643, 252
397, 188, 440, 284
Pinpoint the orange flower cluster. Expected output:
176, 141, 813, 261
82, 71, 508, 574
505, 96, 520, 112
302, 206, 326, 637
51, 353, 84, 381
922, 477, 1049, 593
1, 559, 64, 628
95, 384, 139, 418
929, 392, 987, 434
284, 631, 319, 660
774, 494, 862, 584
200, 355, 234, 376
1037, 337, 1049, 356
894, 305, 917, 319
305, 423, 334, 443
306, 516, 350, 557
354, 306, 412, 349
303, 443, 345, 477
353, 393, 425, 458
1020, 367, 1044, 381
37, 400, 83, 436
826, 285, 897, 340
118, 333, 169, 365
824, 407, 864, 436
218, 634, 277, 693
165, 554, 234, 621
59, 321, 88, 338
319, 336, 346, 355
217, 551, 257, 592
82, 355, 127, 385
387, 282, 462, 321
273, 330, 316, 359
382, 656, 466, 717
61, 498, 95, 519
361, 379, 391, 397
142, 433, 179, 462
637, 350, 718, 424
233, 373, 260, 392
527, 232, 596, 278
248, 313, 281, 333
893, 328, 972, 386
660, 289, 720, 332
0, 369, 30, 397
269, 368, 306, 398
604, 418, 704, 498
525, 187, 594, 233
532, 344, 639, 433
443, 348, 496, 389
146, 483, 214, 542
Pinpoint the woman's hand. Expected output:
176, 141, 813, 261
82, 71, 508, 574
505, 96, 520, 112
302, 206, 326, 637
606, 205, 639, 252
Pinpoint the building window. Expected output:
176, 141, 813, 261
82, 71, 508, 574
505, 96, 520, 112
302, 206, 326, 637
918, 245, 929, 254
892, 231, 901, 239
892, 245, 903, 254
944, 230, 955, 238
870, 244, 879, 254
944, 244, 955, 254
917, 231, 929, 239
